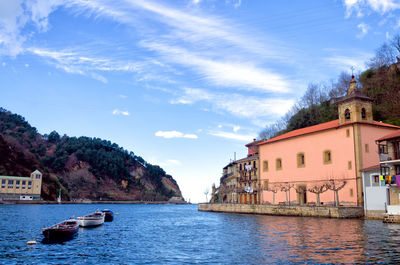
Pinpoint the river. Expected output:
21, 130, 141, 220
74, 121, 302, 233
1, 203, 400, 264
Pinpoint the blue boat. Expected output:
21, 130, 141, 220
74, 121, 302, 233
101, 209, 114, 222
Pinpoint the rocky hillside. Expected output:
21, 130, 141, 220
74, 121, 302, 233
0, 108, 182, 201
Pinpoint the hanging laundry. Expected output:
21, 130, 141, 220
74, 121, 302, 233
385, 175, 390, 185
396, 175, 400, 186
392, 175, 396, 184
380, 175, 386, 186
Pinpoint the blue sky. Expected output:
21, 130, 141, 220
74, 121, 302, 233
1, 0, 400, 203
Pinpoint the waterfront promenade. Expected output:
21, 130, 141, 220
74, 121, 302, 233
199, 203, 364, 218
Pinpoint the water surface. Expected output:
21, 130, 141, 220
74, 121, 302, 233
1, 204, 399, 264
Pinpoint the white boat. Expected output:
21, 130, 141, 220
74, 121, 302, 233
77, 211, 105, 227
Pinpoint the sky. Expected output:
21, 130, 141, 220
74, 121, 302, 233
1, 0, 400, 203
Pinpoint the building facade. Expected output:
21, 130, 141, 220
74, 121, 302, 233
258, 77, 399, 206
377, 130, 400, 214
219, 161, 239, 203
0, 170, 42, 200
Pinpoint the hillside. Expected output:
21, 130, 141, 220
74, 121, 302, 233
260, 62, 400, 139
0, 108, 182, 201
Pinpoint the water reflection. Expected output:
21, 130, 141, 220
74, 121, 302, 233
2, 204, 400, 264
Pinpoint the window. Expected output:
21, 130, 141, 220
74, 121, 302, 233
379, 144, 388, 154
350, 188, 354, 197
28, 181, 32, 189
263, 179, 269, 190
381, 166, 390, 176
239, 164, 242, 171
345, 109, 350, 120
253, 161, 256, 169
36, 174, 41, 179
22, 181, 26, 189
297, 153, 305, 168
365, 144, 369, 153
323, 150, 332, 164
16, 180, 20, 188
396, 166, 400, 175
8, 180, 14, 188
348, 161, 352, 170
346, 129, 350, 137
276, 158, 282, 170
263, 161, 268, 172
1, 180, 5, 188
373, 175, 379, 184
361, 108, 366, 119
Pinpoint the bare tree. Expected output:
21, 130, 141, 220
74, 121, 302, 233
391, 33, 400, 54
204, 188, 209, 202
280, 183, 294, 205
308, 183, 328, 206
329, 72, 352, 99
326, 179, 347, 206
368, 42, 396, 69
267, 184, 280, 205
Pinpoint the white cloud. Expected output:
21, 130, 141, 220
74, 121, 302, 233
344, 0, 400, 17
112, 109, 130, 116
324, 51, 371, 72
233, 126, 240, 132
142, 42, 291, 94
171, 87, 295, 119
155, 130, 198, 139
208, 130, 255, 142
0, 0, 61, 56
357, 23, 370, 38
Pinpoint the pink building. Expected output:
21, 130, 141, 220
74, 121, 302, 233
258, 77, 399, 206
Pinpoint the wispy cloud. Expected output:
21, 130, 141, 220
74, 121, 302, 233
155, 130, 198, 139
171, 87, 295, 120
344, 0, 400, 16
324, 50, 371, 72
208, 130, 255, 142
357, 23, 370, 38
112, 109, 130, 116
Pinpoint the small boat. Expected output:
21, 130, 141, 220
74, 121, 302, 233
77, 210, 105, 227
42, 219, 79, 240
101, 209, 114, 222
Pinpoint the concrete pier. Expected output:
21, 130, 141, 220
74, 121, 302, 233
198, 203, 364, 219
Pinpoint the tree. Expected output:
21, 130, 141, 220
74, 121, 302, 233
279, 183, 294, 205
47, 130, 60, 143
308, 183, 328, 206
267, 184, 280, 205
368, 42, 396, 69
204, 188, 209, 202
326, 179, 347, 206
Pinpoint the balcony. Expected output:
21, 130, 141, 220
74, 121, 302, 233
379, 153, 390, 161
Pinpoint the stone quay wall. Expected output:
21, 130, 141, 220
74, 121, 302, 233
198, 203, 364, 219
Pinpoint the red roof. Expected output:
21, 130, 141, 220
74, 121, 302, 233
377, 130, 400, 142
257, 120, 400, 146
361, 164, 380, 172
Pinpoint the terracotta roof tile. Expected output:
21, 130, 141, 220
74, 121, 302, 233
257, 120, 400, 146
377, 130, 400, 141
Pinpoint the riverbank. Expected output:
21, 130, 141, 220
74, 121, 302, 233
198, 203, 364, 219
1, 199, 189, 205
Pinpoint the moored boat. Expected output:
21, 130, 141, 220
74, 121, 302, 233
101, 209, 114, 222
77, 210, 105, 227
42, 219, 79, 240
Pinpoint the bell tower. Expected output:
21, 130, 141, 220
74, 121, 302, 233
336, 76, 373, 124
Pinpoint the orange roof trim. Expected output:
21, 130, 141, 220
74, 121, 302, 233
377, 130, 400, 142
257, 120, 400, 146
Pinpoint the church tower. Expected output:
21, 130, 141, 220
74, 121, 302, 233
336, 76, 373, 124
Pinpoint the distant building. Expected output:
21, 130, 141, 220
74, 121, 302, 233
218, 140, 262, 204
0, 170, 42, 200
236, 139, 262, 204
257, 77, 399, 206
376, 130, 400, 215
219, 161, 238, 203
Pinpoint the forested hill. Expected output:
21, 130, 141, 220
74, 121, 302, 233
0, 107, 182, 201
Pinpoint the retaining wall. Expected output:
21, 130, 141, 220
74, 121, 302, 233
198, 203, 364, 219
